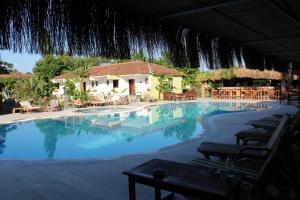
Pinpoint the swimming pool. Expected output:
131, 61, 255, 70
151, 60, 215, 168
0, 102, 271, 160
76, 107, 126, 114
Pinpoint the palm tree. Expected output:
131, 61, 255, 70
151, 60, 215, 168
155, 75, 172, 99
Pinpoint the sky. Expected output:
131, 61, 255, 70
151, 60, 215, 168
0, 50, 41, 73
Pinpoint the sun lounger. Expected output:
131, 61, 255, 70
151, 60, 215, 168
192, 132, 298, 199
73, 99, 84, 107
19, 101, 43, 113
90, 95, 106, 106
236, 114, 300, 145
48, 99, 61, 111
235, 128, 271, 145
246, 120, 278, 130
143, 94, 157, 102
197, 115, 289, 160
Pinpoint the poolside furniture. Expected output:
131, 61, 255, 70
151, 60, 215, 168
48, 99, 61, 111
90, 94, 106, 106
175, 93, 185, 101
192, 133, 298, 199
197, 115, 289, 160
236, 114, 300, 145
246, 120, 279, 131
73, 99, 84, 108
12, 107, 24, 114
115, 96, 129, 105
19, 101, 43, 113
128, 95, 138, 103
211, 89, 219, 98
184, 90, 197, 100
287, 91, 300, 105
213, 87, 279, 100
143, 94, 157, 102
123, 159, 244, 200
235, 128, 271, 145
163, 92, 176, 101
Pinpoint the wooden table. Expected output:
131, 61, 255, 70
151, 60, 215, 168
123, 159, 244, 200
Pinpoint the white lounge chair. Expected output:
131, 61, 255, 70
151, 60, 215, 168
19, 101, 43, 113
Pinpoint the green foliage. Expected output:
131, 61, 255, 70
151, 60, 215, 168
74, 90, 91, 103
1, 88, 13, 100
155, 75, 172, 98
151, 51, 174, 68
0, 77, 19, 91
31, 54, 109, 102
196, 71, 213, 82
0, 77, 49, 103
12, 77, 50, 102
180, 68, 200, 89
219, 66, 239, 80
63, 80, 76, 97
33, 54, 74, 81
33, 54, 107, 83
0, 57, 16, 74
131, 51, 147, 61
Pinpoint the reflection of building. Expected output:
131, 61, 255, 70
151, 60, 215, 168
52, 61, 184, 99
75, 105, 186, 136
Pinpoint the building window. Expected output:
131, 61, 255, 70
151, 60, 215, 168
91, 81, 94, 87
95, 81, 98, 86
113, 80, 119, 88
106, 80, 109, 86
145, 78, 149, 84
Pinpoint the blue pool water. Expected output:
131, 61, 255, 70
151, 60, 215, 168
0, 102, 270, 160
76, 107, 126, 114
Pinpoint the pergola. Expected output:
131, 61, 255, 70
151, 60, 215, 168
0, 0, 300, 72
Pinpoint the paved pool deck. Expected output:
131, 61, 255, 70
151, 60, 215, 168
0, 100, 298, 200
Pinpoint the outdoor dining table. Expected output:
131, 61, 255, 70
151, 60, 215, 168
123, 159, 244, 200
215, 87, 278, 100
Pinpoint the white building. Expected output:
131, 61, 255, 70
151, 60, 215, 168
52, 61, 184, 99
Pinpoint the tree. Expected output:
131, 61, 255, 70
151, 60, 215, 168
63, 79, 76, 97
181, 68, 200, 89
12, 77, 49, 102
33, 54, 75, 81
0, 57, 16, 74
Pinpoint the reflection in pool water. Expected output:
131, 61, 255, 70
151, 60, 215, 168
0, 102, 270, 160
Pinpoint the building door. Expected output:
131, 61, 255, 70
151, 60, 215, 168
82, 82, 86, 92
129, 79, 135, 95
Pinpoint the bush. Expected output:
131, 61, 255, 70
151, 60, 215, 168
74, 90, 91, 103
63, 79, 76, 97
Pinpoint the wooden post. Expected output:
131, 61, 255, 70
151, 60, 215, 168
201, 81, 206, 99
280, 72, 287, 103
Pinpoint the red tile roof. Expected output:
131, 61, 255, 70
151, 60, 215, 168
0, 72, 33, 79
53, 61, 183, 80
